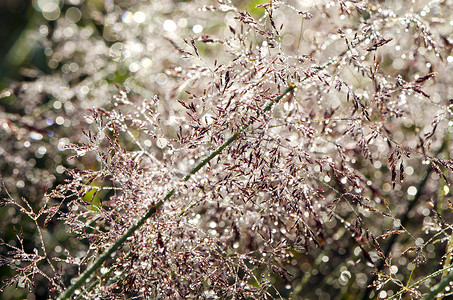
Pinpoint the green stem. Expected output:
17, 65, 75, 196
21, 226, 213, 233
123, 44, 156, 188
388, 264, 453, 300
57, 197, 166, 300
423, 269, 453, 300
58, 52, 341, 299
57, 86, 295, 300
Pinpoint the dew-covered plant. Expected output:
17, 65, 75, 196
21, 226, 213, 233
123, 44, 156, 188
2, 0, 453, 299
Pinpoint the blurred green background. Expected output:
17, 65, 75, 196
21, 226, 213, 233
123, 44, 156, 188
1, 1, 60, 299
1, 0, 42, 86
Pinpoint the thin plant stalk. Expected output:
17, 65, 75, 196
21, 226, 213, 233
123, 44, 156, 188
436, 130, 451, 300
423, 268, 453, 300
388, 264, 453, 300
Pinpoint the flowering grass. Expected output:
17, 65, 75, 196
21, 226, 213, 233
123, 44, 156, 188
2, 0, 453, 299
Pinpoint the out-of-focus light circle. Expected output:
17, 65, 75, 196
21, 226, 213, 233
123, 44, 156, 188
129, 62, 140, 73
163, 20, 177, 32
408, 186, 417, 196
56, 116, 65, 125
63, 27, 74, 38
122, 11, 133, 24
80, 86, 89, 95
193, 24, 203, 33
53, 101, 62, 109
56, 165, 65, 174
133, 11, 146, 23
141, 58, 152, 68
66, 7, 81, 23
42, 3, 61, 20
155, 73, 168, 85
36, 0, 61, 21
69, 62, 79, 72
39, 25, 49, 36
